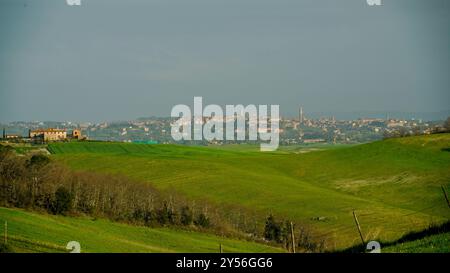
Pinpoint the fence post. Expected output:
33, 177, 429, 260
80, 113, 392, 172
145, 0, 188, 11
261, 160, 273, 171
352, 211, 365, 246
442, 186, 450, 208
290, 222, 296, 253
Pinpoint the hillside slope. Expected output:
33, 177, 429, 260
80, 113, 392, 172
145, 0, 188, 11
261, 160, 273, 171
0, 207, 282, 253
49, 134, 450, 249
383, 232, 450, 253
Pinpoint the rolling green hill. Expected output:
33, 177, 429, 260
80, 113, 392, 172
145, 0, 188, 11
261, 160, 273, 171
383, 232, 450, 253
48, 134, 450, 250
0, 207, 282, 253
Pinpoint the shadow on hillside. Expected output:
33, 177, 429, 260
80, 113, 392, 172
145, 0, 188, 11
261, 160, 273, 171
337, 220, 450, 253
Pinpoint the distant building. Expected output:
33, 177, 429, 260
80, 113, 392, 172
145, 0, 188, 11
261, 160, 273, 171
6, 134, 21, 139
303, 138, 325, 144
387, 120, 406, 128
29, 128, 67, 141
71, 129, 82, 139
299, 107, 304, 124
2, 128, 21, 140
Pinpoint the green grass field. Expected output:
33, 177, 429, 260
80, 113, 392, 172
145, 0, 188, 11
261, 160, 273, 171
383, 232, 450, 253
46, 134, 450, 250
0, 207, 282, 253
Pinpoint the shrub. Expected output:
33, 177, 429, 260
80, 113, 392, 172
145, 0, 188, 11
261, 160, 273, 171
26, 154, 50, 169
0, 243, 14, 253
143, 209, 157, 226
51, 187, 73, 215
194, 213, 210, 228
180, 206, 193, 226
157, 202, 176, 225
264, 214, 282, 243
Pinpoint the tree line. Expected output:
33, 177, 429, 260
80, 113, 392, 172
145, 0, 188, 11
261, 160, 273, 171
0, 145, 216, 229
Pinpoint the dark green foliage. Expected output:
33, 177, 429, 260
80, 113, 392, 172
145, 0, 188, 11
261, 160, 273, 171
157, 202, 177, 225
194, 213, 210, 228
26, 154, 50, 169
143, 210, 157, 226
132, 208, 145, 222
264, 215, 282, 243
51, 187, 73, 215
180, 206, 193, 226
281, 220, 291, 250
0, 243, 14, 253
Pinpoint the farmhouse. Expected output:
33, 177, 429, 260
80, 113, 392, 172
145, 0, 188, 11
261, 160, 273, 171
5, 134, 21, 139
29, 128, 67, 141
1, 128, 22, 140
29, 128, 85, 142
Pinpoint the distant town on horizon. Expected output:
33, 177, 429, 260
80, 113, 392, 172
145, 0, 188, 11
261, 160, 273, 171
2, 110, 449, 145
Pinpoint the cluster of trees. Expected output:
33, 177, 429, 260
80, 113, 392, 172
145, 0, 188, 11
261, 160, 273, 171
0, 145, 214, 230
263, 214, 325, 252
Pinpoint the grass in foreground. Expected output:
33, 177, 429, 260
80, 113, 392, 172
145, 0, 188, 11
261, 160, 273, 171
340, 220, 450, 253
383, 232, 450, 253
0, 207, 283, 253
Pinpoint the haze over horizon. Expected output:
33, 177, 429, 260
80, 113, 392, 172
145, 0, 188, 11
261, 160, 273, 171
1, 0, 449, 122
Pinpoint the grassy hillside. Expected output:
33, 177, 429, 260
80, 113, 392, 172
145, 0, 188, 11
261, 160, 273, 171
384, 232, 450, 253
0, 207, 282, 253
48, 134, 450, 249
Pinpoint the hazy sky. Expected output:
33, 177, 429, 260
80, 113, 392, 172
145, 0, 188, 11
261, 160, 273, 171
0, 0, 449, 122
